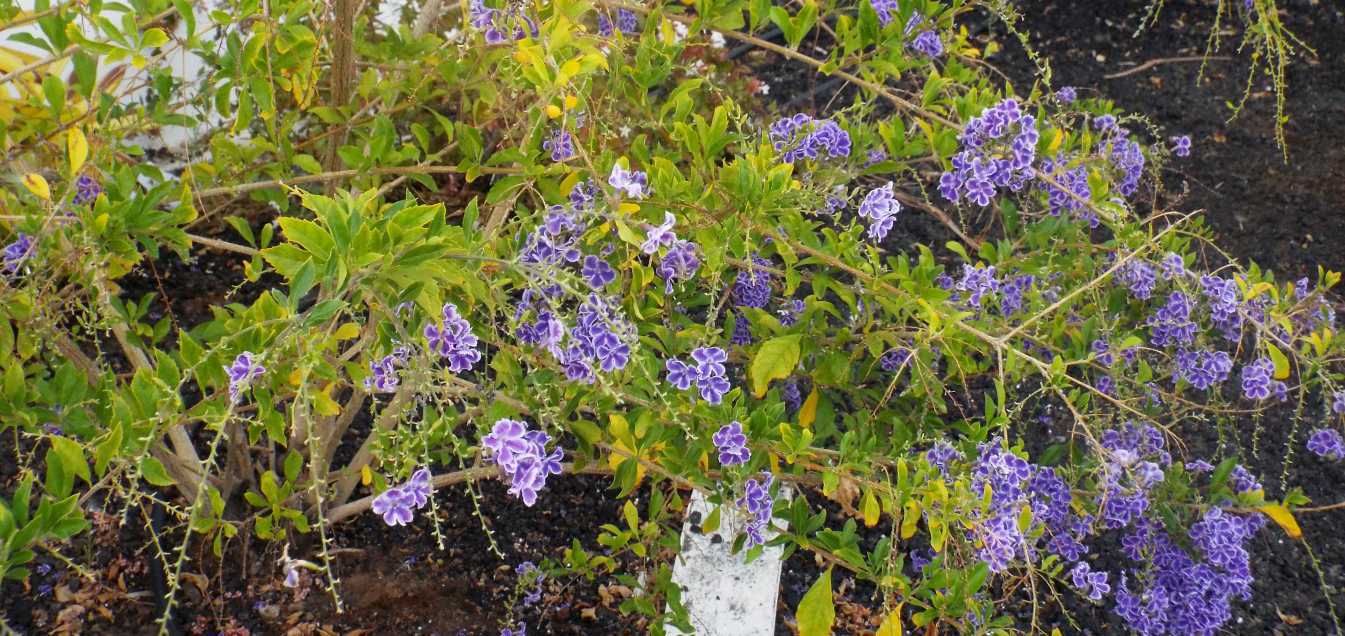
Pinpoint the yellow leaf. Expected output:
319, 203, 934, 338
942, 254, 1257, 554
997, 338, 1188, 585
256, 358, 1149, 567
67, 128, 88, 175
769, 452, 781, 475
876, 605, 904, 636
360, 465, 372, 486
545, 104, 562, 119
617, 202, 641, 214
1047, 129, 1064, 155
564, 94, 579, 110
332, 322, 361, 340
556, 58, 581, 86
314, 385, 341, 416
1257, 504, 1302, 539
22, 173, 50, 200
861, 488, 880, 528
608, 439, 648, 484
900, 500, 920, 539
798, 387, 819, 428
288, 369, 303, 386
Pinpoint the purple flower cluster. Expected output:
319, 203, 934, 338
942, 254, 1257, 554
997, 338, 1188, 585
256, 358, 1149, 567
925, 441, 962, 474
857, 182, 902, 242
953, 264, 1001, 309
879, 347, 912, 373
482, 418, 564, 506
469, 0, 537, 44
968, 443, 1034, 572
1056, 86, 1078, 103
1335, 391, 1345, 415
543, 129, 574, 162
640, 212, 702, 293
939, 99, 1039, 207
225, 352, 265, 402
608, 163, 649, 199
1239, 357, 1285, 401
869, 0, 897, 26
1071, 562, 1111, 601
581, 255, 616, 289
666, 346, 731, 404
1199, 275, 1244, 341
1115, 259, 1158, 300
1037, 154, 1093, 223
370, 468, 433, 526
1307, 428, 1345, 460
778, 298, 805, 326
365, 354, 402, 392
901, 14, 943, 58
733, 256, 774, 309
768, 114, 852, 164
1173, 348, 1233, 391
1115, 509, 1264, 635
1147, 292, 1197, 348
2, 232, 34, 274
712, 421, 751, 466
72, 175, 102, 206
737, 472, 775, 548
425, 303, 482, 372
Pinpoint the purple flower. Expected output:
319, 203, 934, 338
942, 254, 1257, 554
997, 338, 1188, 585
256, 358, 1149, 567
1240, 357, 1275, 400
1070, 562, 1110, 601
615, 8, 637, 34
425, 303, 482, 372
769, 114, 850, 163
483, 419, 563, 506
581, 255, 616, 289
1056, 86, 1078, 103
1171, 135, 1192, 158
1332, 390, 1345, 415
2, 232, 34, 274
1307, 428, 1345, 460
364, 354, 401, 393
910, 30, 942, 58
372, 486, 415, 526
641, 212, 677, 254
543, 129, 575, 162
737, 472, 775, 548
869, 0, 897, 26
609, 163, 648, 199
593, 331, 630, 372
656, 240, 701, 293
778, 299, 805, 326
858, 182, 902, 242
733, 257, 774, 309
666, 358, 698, 390
225, 352, 266, 402
667, 346, 732, 404
712, 421, 751, 466
72, 175, 102, 206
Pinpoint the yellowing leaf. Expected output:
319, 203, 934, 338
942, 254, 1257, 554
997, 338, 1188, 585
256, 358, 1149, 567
314, 385, 341, 416
1047, 128, 1064, 155
797, 567, 835, 636
360, 464, 372, 485
862, 488, 880, 528
1267, 344, 1290, 380
545, 104, 562, 119
798, 387, 819, 428
751, 334, 802, 398
900, 500, 920, 539
68, 128, 89, 175
876, 605, 904, 636
1257, 504, 1302, 539
564, 94, 579, 110
617, 202, 641, 214
22, 173, 50, 200
332, 322, 362, 340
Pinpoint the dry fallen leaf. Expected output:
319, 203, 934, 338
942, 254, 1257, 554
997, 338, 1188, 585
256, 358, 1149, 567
1276, 607, 1304, 626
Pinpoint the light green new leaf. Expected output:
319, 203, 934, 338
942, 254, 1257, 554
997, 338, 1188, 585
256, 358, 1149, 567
751, 334, 802, 398
797, 567, 835, 636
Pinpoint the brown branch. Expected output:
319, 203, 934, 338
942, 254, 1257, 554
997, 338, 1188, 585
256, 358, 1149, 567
1104, 56, 1231, 80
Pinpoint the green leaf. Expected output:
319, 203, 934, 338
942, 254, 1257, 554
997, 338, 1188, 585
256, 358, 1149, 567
797, 567, 836, 636
277, 217, 335, 261
140, 456, 176, 487
1267, 344, 1290, 380
49, 437, 90, 486
751, 334, 802, 398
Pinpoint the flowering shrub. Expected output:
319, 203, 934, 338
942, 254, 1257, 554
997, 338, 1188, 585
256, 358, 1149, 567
0, 0, 1340, 634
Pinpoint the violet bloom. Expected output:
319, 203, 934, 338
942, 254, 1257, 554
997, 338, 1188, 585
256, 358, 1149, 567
641, 212, 677, 254
1056, 86, 1078, 103
1307, 428, 1345, 460
72, 175, 102, 206
712, 421, 751, 466
482, 419, 563, 506
667, 346, 731, 404
657, 240, 700, 293
733, 257, 773, 309
858, 182, 902, 242
1171, 135, 1192, 158
737, 472, 775, 548
609, 163, 648, 199
225, 352, 266, 402
1070, 562, 1110, 601
869, 0, 897, 26
2, 232, 34, 274
1332, 390, 1345, 415
1239, 357, 1275, 400
364, 354, 401, 393
542, 129, 574, 162
371, 486, 415, 526
910, 30, 943, 58
283, 563, 300, 588
581, 255, 616, 289
425, 303, 482, 372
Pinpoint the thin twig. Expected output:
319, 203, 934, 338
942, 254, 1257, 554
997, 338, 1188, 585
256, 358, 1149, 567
1104, 55, 1231, 80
